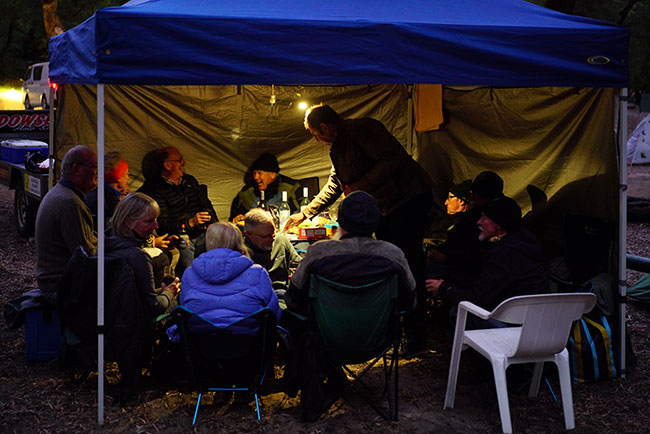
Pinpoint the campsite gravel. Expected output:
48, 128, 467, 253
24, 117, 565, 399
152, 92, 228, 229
1, 180, 649, 433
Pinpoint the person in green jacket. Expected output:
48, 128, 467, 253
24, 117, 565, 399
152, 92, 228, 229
230, 153, 304, 222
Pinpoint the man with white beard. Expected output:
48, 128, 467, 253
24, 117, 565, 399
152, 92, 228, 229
425, 196, 549, 329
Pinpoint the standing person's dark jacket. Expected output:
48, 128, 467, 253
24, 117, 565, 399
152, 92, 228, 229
302, 118, 432, 218
438, 226, 550, 311
138, 174, 218, 239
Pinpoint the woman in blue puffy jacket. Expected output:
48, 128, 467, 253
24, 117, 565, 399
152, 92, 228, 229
180, 222, 281, 334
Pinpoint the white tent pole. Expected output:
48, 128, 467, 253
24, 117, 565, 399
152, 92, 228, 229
618, 87, 628, 378
97, 83, 105, 424
47, 85, 55, 190
407, 85, 413, 152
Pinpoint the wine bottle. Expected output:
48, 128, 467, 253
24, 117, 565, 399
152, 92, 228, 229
300, 186, 309, 213
279, 191, 290, 231
258, 190, 268, 211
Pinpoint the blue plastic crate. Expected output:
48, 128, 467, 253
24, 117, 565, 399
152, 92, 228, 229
1, 140, 48, 164
25, 308, 61, 361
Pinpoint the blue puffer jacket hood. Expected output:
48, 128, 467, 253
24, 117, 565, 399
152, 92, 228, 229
174, 247, 282, 337
190, 248, 254, 285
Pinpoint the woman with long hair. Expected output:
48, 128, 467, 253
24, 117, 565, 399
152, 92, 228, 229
109, 192, 180, 313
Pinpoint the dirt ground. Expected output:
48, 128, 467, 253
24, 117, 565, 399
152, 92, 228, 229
1, 170, 650, 434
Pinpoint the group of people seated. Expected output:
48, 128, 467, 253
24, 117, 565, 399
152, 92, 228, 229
32, 104, 559, 419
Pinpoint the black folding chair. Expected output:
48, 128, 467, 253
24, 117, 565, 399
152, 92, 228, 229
173, 306, 276, 424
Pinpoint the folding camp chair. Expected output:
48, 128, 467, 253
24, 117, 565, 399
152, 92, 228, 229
308, 274, 400, 421
173, 306, 276, 424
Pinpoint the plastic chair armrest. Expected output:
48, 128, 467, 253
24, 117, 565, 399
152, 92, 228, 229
458, 301, 491, 319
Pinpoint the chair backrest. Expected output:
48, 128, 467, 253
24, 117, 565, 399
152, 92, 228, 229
57, 246, 145, 349
308, 274, 398, 364
174, 306, 276, 387
489, 293, 597, 357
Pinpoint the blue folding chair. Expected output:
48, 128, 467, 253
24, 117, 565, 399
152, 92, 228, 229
173, 306, 276, 424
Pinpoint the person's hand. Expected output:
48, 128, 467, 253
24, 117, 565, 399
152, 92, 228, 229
162, 277, 181, 297
425, 279, 444, 296
232, 214, 245, 224
154, 233, 170, 249
189, 211, 211, 227
286, 212, 306, 229
427, 248, 446, 263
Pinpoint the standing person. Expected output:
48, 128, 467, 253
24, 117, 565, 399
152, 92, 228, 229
230, 152, 304, 222
244, 208, 302, 305
138, 146, 218, 275
35, 145, 98, 295
287, 104, 434, 357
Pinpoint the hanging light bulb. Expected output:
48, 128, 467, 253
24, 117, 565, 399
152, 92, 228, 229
269, 84, 276, 105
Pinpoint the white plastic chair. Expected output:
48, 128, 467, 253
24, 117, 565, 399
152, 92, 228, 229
443, 293, 597, 433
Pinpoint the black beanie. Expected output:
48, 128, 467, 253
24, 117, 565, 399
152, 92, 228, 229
250, 153, 280, 173
471, 171, 504, 201
337, 191, 380, 236
481, 196, 522, 231
449, 179, 472, 203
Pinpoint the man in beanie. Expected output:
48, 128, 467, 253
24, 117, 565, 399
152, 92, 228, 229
289, 104, 434, 357
230, 152, 304, 222
426, 196, 549, 329
428, 172, 505, 283
138, 146, 218, 275
470, 170, 505, 204
284, 191, 416, 419
287, 191, 416, 314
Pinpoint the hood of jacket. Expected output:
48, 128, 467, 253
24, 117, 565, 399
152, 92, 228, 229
190, 248, 254, 285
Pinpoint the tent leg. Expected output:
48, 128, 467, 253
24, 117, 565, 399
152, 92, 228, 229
97, 83, 106, 424
618, 87, 628, 379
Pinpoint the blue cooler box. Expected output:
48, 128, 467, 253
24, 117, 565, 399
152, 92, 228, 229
1, 139, 48, 164
25, 308, 61, 361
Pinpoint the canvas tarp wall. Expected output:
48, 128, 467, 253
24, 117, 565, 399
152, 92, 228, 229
55, 83, 618, 235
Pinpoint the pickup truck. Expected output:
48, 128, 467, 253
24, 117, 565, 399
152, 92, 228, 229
0, 110, 50, 237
